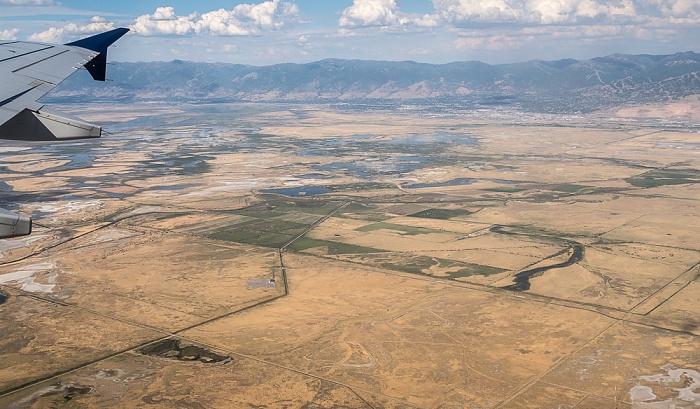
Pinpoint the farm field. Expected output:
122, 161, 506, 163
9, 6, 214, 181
0, 103, 698, 408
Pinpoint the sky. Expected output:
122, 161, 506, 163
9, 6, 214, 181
0, 0, 698, 66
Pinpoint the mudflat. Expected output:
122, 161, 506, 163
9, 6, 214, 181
0, 103, 698, 408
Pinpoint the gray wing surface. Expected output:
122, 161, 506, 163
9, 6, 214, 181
0, 27, 128, 141
0, 28, 128, 238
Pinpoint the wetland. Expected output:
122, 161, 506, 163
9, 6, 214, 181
0, 103, 698, 408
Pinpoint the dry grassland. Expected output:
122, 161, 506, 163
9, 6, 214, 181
0, 104, 698, 408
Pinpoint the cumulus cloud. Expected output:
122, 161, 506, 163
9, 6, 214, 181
455, 17, 687, 54
338, 0, 441, 30
336, 0, 678, 32
429, 0, 700, 26
27, 27, 62, 43
131, 7, 196, 36
28, 16, 115, 43
455, 33, 530, 50
432, 0, 522, 23
334, 0, 682, 48
130, 0, 299, 36
647, 0, 700, 19
0, 0, 56, 5
413, 13, 441, 27
431, 0, 643, 25
339, 0, 402, 28
0, 28, 20, 40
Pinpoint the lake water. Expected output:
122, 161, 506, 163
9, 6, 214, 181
260, 186, 332, 197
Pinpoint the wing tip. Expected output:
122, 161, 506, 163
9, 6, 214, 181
65, 28, 129, 53
65, 28, 129, 81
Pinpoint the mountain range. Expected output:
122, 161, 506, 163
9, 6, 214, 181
46, 51, 700, 114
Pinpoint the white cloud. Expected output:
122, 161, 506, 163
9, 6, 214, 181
130, 1, 299, 37
338, 0, 443, 30
0, 28, 20, 40
429, 0, 700, 58
448, 0, 700, 25
66, 16, 115, 34
28, 26, 62, 43
520, 24, 630, 43
432, 0, 522, 23
131, 7, 196, 36
413, 13, 441, 27
646, 0, 700, 19
28, 16, 114, 43
336, 0, 645, 31
455, 33, 530, 50
431, 0, 643, 24
336, 0, 700, 32
408, 47, 432, 55
0, 0, 56, 5
339, 0, 402, 28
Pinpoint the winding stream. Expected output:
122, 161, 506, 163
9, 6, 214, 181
502, 243, 585, 292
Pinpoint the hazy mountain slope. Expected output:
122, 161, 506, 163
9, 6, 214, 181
46, 52, 700, 113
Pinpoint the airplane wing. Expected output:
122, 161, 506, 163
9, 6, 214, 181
0, 27, 128, 141
0, 28, 128, 238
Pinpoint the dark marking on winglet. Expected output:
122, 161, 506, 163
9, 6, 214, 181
65, 27, 129, 81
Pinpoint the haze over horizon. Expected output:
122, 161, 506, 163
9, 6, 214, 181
1, 0, 698, 66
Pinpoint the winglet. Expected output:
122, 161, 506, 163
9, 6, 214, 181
65, 27, 129, 81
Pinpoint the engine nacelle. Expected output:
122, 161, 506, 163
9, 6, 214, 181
0, 209, 31, 239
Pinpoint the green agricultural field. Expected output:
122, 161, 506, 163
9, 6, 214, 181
407, 208, 472, 219
338, 253, 506, 278
356, 222, 438, 235
287, 237, 386, 255
625, 169, 700, 188
550, 184, 591, 193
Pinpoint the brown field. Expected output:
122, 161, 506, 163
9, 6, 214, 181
0, 103, 698, 408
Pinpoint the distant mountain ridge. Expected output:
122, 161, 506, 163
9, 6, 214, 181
47, 51, 700, 113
